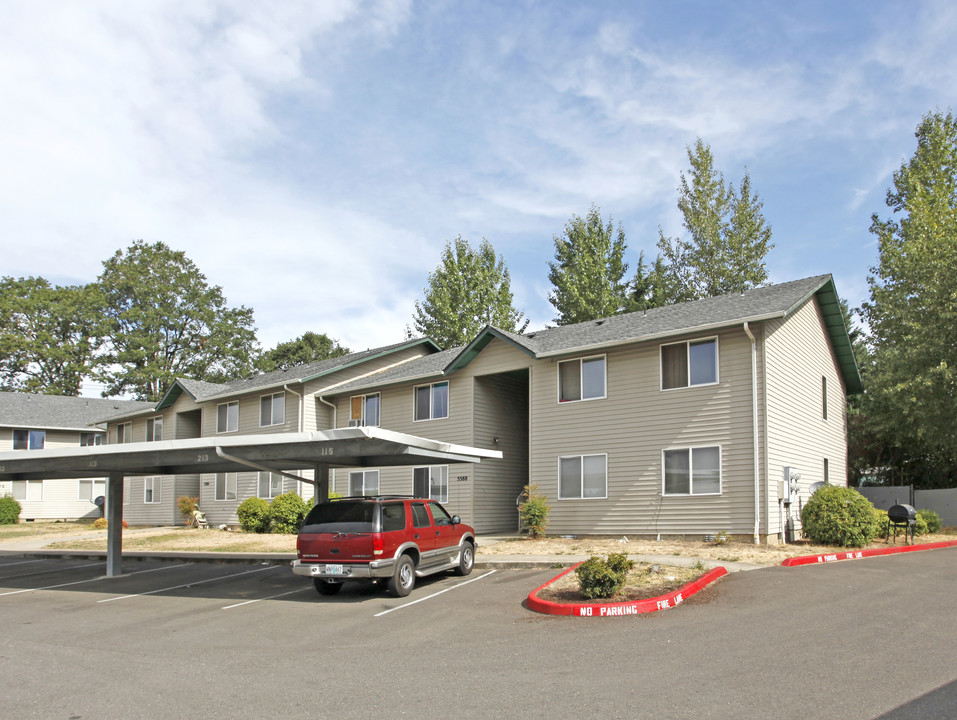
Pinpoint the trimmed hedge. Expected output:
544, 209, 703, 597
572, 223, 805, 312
801, 485, 878, 548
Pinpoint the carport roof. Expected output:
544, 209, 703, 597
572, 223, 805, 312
0, 426, 502, 481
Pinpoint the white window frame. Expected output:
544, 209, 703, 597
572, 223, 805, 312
260, 392, 285, 428
215, 473, 238, 501
557, 453, 608, 500
144, 476, 162, 504
660, 337, 719, 391
146, 416, 163, 442
557, 355, 607, 403
349, 393, 380, 427
413, 465, 449, 503
217, 401, 239, 434
116, 422, 132, 444
258, 471, 283, 499
662, 445, 722, 496
79, 432, 102, 447
348, 470, 380, 496
13, 429, 45, 450
12, 479, 43, 501
78, 478, 106, 501
413, 381, 449, 422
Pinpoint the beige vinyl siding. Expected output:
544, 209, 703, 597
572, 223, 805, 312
0, 428, 110, 521
765, 297, 848, 537
199, 391, 296, 437
197, 471, 301, 527
120, 475, 200, 525
530, 326, 762, 537
302, 344, 436, 430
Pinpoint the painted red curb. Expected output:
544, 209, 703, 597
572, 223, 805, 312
781, 539, 957, 567
526, 563, 728, 617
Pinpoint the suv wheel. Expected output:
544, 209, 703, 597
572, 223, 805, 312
314, 579, 343, 596
388, 555, 415, 597
453, 541, 474, 576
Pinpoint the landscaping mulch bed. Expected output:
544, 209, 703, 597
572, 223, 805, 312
534, 561, 705, 604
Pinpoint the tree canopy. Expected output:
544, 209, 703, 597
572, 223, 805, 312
547, 205, 629, 324
0, 277, 100, 395
859, 110, 957, 485
411, 236, 528, 348
257, 332, 349, 373
94, 240, 259, 401
657, 139, 774, 301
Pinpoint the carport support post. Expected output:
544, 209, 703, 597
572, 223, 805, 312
106, 472, 124, 577
314, 464, 330, 504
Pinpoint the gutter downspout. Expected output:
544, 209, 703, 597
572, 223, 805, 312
283, 384, 304, 495
317, 396, 337, 429
744, 322, 760, 545
214, 446, 312, 485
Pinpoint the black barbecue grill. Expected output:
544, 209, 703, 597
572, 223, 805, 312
887, 503, 917, 544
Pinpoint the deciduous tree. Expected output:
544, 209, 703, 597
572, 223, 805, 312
94, 240, 258, 401
657, 139, 774, 301
412, 236, 528, 348
548, 205, 629, 324
257, 332, 349, 372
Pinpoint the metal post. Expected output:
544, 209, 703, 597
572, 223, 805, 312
106, 472, 124, 577
314, 464, 330, 503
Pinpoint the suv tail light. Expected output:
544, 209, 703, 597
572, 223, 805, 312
372, 533, 384, 556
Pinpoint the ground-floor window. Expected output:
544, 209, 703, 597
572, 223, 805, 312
144, 476, 162, 504
663, 446, 721, 495
258, 472, 282, 499
558, 454, 607, 499
12, 479, 42, 501
413, 466, 448, 503
216, 473, 238, 501
79, 478, 106, 501
349, 470, 379, 496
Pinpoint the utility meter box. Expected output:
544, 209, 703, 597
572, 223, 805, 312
781, 467, 801, 504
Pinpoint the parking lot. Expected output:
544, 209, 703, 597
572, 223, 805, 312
2, 549, 956, 719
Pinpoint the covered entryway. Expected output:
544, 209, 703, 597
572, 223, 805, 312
0, 427, 501, 576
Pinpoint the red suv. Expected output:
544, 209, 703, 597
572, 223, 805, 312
292, 496, 476, 597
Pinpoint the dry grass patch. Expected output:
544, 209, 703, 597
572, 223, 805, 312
45, 527, 297, 553
536, 561, 705, 604
0, 521, 99, 542
477, 533, 957, 566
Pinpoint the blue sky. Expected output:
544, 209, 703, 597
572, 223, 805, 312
2, 1, 955, 376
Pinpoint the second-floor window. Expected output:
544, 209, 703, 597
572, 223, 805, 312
79, 432, 103, 447
822, 376, 828, 421
414, 381, 449, 421
661, 338, 718, 390
116, 423, 132, 444
13, 429, 45, 450
217, 401, 239, 433
558, 356, 606, 402
146, 416, 163, 442
350, 393, 380, 427
260, 392, 285, 427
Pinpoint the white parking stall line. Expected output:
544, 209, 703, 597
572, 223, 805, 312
222, 586, 312, 610
374, 570, 497, 617
0, 561, 104, 586
97, 565, 279, 603
0, 558, 50, 568
0, 562, 191, 597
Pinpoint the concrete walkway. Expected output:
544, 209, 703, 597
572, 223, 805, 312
0, 529, 764, 572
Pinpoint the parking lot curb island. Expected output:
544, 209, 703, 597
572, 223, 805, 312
526, 562, 728, 617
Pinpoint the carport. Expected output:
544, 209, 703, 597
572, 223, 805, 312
0, 426, 501, 576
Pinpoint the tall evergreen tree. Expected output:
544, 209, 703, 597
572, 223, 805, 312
412, 236, 528, 348
0, 277, 100, 395
657, 139, 774, 301
547, 205, 629, 324
860, 110, 957, 483
94, 240, 259, 401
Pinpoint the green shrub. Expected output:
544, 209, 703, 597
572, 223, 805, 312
237, 497, 271, 533
575, 553, 634, 599
92, 517, 128, 529
519, 483, 551, 539
0, 496, 22, 525
801, 485, 879, 548
269, 493, 308, 534
917, 509, 942, 535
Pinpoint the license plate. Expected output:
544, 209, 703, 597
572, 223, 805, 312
324, 564, 344, 575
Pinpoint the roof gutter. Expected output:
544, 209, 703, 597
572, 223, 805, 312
283, 384, 303, 433
743, 322, 761, 545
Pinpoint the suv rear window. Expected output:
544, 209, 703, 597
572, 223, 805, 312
301, 501, 377, 533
